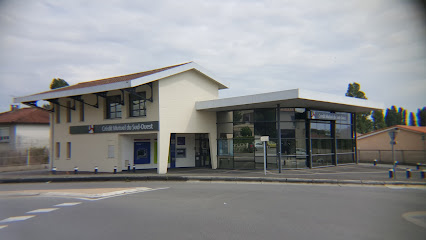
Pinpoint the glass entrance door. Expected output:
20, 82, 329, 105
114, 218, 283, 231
195, 134, 211, 168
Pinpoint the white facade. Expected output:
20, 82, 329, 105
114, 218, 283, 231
14, 62, 384, 172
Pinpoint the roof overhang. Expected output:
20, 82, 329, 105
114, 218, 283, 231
13, 62, 228, 103
195, 89, 384, 113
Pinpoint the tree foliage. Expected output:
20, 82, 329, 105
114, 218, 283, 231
50, 78, 69, 89
371, 110, 386, 130
240, 126, 252, 137
417, 107, 426, 126
345, 82, 372, 133
409, 112, 417, 126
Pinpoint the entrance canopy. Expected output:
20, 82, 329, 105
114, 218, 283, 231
196, 89, 383, 113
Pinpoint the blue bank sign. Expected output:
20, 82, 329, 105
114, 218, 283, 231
70, 121, 159, 134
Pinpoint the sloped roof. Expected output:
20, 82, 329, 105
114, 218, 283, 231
0, 108, 49, 124
14, 62, 228, 103
358, 125, 426, 139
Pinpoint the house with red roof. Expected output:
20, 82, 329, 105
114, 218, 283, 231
0, 106, 50, 166
357, 125, 426, 165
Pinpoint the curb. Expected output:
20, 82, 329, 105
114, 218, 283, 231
0, 175, 425, 186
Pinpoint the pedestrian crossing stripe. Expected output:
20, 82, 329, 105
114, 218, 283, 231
0, 215, 35, 223
54, 202, 82, 207
0, 225, 7, 229
27, 208, 59, 213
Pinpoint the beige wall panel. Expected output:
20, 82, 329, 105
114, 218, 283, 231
158, 70, 219, 174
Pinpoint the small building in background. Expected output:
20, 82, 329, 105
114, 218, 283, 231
0, 106, 50, 167
357, 125, 426, 165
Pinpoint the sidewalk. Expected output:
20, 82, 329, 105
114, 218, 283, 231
0, 163, 425, 186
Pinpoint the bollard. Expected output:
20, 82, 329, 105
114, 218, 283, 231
74, 167, 78, 174
389, 169, 394, 178
127, 164, 131, 171
94, 166, 98, 174
373, 159, 377, 166
417, 163, 421, 170
394, 161, 398, 166
113, 166, 117, 174
406, 169, 411, 179
133, 165, 136, 173
421, 170, 425, 179
52, 167, 57, 174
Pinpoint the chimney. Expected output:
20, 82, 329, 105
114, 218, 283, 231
10, 104, 19, 111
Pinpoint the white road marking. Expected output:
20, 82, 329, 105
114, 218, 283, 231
27, 208, 59, 213
0, 215, 35, 223
54, 202, 82, 207
402, 211, 426, 228
80, 187, 170, 201
0, 225, 8, 229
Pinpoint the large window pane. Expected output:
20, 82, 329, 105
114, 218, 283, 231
337, 153, 354, 164
217, 111, 233, 123
311, 121, 332, 138
217, 123, 233, 139
254, 109, 276, 122
312, 155, 333, 167
337, 139, 354, 153
336, 124, 352, 139
311, 139, 333, 154
255, 122, 277, 138
233, 110, 253, 123
234, 122, 254, 138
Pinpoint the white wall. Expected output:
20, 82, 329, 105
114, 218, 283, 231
157, 70, 220, 174
51, 82, 160, 172
15, 124, 50, 150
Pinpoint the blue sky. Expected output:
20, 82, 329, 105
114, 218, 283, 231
0, 0, 425, 114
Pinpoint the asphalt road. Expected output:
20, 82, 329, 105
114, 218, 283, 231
0, 181, 425, 240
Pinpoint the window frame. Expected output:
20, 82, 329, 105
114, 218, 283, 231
129, 91, 147, 117
106, 95, 123, 119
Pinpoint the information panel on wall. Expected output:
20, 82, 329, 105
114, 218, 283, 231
70, 121, 159, 134
308, 111, 348, 121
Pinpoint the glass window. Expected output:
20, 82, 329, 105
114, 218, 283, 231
217, 111, 233, 123
336, 124, 352, 139
233, 110, 253, 123
336, 112, 352, 124
337, 139, 354, 153
55, 142, 60, 159
66, 101, 72, 123
129, 92, 146, 117
337, 153, 355, 164
55, 105, 60, 123
254, 109, 276, 122
255, 122, 277, 138
66, 142, 71, 159
106, 95, 122, 119
234, 122, 254, 138
311, 121, 332, 138
311, 139, 333, 154
312, 155, 333, 167
217, 123, 233, 139
80, 102, 84, 122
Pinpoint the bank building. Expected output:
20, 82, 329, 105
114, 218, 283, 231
14, 62, 383, 173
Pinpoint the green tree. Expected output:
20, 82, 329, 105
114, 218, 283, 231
397, 107, 407, 125
50, 78, 69, 89
409, 112, 417, 126
240, 126, 252, 137
385, 106, 398, 127
371, 110, 386, 130
417, 107, 426, 126
345, 82, 372, 133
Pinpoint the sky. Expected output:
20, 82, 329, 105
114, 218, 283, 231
0, 0, 425, 115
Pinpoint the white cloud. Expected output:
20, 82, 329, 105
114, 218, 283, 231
0, 0, 424, 114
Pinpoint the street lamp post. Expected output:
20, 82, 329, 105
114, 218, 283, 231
388, 128, 399, 179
